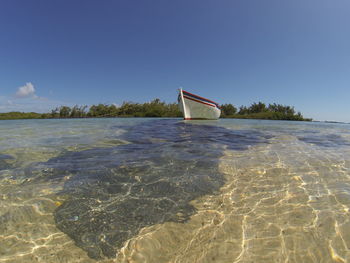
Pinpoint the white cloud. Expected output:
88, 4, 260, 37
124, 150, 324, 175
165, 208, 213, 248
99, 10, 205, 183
15, 82, 36, 98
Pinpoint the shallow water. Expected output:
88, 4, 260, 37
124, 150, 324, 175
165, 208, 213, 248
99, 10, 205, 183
1, 118, 350, 262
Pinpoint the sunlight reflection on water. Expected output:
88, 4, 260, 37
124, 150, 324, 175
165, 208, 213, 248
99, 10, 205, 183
1, 118, 350, 262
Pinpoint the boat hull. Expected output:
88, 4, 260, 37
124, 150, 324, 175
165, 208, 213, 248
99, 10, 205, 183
178, 89, 221, 120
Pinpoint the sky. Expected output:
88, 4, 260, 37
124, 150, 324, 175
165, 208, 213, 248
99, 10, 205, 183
0, 0, 349, 122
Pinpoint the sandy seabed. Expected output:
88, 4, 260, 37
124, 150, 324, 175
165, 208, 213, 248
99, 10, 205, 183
114, 135, 349, 263
1, 120, 350, 263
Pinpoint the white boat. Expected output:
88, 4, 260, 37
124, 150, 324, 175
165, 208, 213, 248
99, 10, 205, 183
178, 89, 221, 120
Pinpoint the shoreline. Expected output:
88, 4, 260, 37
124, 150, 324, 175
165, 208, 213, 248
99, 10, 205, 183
0, 115, 313, 122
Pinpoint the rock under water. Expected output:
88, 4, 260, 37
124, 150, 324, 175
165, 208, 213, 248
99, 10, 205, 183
48, 120, 271, 259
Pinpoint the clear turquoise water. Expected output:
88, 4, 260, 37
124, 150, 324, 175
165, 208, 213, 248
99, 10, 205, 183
1, 118, 350, 262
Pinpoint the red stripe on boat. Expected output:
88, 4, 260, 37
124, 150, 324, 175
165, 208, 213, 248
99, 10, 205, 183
183, 95, 217, 108
182, 90, 219, 106
184, 118, 212, 120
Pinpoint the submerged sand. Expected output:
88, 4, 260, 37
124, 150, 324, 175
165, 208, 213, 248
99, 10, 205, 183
117, 135, 350, 263
1, 119, 350, 262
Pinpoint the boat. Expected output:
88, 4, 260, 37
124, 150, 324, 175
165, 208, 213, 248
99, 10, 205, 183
178, 88, 221, 120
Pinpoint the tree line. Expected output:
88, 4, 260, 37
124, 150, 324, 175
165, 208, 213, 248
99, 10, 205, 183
0, 112, 43, 120
0, 99, 311, 121
220, 102, 311, 121
40, 99, 182, 118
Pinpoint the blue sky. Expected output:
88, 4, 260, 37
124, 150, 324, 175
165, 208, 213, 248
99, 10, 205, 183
0, 0, 349, 121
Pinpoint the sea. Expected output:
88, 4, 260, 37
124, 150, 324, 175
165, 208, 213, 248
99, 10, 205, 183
1, 118, 350, 263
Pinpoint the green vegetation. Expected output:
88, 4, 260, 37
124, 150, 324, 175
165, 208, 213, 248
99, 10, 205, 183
90, 99, 182, 118
221, 102, 311, 121
0, 112, 44, 120
0, 99, 311, 121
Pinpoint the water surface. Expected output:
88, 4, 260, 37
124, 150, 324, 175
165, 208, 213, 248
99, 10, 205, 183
1, 118, 350, 262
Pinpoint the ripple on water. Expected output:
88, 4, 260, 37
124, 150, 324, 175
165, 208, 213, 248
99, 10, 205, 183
0, 154, 14, 171
117, 135, 350, 263
2, 119, 350, 262
47, 120, 271, 259
298, 133, 350, 148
